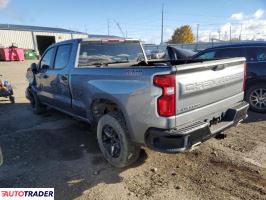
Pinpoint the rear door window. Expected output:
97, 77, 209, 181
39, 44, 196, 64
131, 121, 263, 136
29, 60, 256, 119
54, 44, 72, 69
196, 50, 216, 59
247, 47, 266, 62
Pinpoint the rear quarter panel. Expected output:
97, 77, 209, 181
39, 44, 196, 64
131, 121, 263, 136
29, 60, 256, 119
69, 66, 175, 143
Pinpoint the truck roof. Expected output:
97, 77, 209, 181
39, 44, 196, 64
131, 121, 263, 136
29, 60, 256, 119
50, 38, 140, 47
81, 37, 140, 42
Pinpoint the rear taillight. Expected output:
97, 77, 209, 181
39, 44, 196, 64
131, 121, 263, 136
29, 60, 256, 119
243, 62, 246, 91
153, 74, 176, 117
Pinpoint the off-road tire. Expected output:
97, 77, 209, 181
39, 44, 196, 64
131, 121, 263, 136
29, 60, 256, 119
97, 112, 141, 168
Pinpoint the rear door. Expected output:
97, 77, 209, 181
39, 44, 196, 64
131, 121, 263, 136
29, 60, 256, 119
37, 44, 72, 110
48, 43, 73, 110
246, 47, 266, 78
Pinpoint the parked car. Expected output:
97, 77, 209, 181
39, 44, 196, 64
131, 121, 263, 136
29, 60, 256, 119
26, 38, 248, 167
193, 42, 266, 113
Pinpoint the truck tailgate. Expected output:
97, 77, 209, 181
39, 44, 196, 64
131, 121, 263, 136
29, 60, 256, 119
175, 58, 246, 126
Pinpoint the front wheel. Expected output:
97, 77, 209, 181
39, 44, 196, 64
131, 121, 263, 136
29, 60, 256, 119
30, 91, 46, 115
97, 112, 141, 168
245, 84, 266, 113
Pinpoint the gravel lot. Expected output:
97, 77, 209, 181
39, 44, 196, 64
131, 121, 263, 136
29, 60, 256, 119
0, 61, 265, 200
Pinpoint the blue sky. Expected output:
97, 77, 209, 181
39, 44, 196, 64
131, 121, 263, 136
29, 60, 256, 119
0, 0, 265, 43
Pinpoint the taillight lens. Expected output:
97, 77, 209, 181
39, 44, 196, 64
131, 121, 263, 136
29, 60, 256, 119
243, 62, 246, 91
153, 74, 176, 117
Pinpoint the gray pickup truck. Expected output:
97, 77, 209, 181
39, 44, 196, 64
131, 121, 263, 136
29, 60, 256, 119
26, 38, 249, 167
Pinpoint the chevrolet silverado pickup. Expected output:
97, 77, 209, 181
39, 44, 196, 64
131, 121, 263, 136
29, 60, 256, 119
26, 38, 249, 167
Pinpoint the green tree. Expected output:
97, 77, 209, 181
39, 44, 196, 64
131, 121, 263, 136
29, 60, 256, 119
169, 25, 195, 43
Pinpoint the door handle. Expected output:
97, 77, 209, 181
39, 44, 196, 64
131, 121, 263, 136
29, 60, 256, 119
60, 75, 68, 81
43, 74, 49, 79
38, 73, 48, 79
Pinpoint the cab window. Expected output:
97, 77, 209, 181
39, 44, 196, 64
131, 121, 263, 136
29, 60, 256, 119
54, 44, 72, 69
40, 47, 55, 70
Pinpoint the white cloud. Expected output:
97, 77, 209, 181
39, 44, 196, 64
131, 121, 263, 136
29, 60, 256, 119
0, 0, 9, 9
142, 8, 266, 44
230, 12, 244, 20
165, 28, 174, 40
198, 9, 266, 42
254, 9, 264, 19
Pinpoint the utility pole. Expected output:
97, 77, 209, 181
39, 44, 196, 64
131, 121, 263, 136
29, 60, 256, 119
239, 23, 242, 41
196, 24, 199, 43
107, 19, 110, 36
218, 30, 221, 40
160, 3, 164, 45
229, 25, 232, 42
84, 24, 88, 33
224, 31, 227, 41
196, 24, 199, 50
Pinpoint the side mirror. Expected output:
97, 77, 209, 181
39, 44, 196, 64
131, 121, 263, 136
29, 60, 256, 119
31, 63, 38, 72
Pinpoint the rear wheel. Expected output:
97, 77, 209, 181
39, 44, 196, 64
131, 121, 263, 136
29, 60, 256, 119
97, 112, 141, 168
245, 84, 266, 113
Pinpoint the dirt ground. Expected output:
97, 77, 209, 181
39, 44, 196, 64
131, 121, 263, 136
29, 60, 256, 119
0, 61, 265, 200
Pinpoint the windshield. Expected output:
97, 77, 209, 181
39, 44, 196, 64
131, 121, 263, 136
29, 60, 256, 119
78, 42, 145, 66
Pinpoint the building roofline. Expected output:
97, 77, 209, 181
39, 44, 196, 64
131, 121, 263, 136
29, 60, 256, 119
0, 24, 87, 34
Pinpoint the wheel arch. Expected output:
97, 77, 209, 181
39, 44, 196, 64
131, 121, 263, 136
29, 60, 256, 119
89, 96, 135, 141
246, 78, 266, 91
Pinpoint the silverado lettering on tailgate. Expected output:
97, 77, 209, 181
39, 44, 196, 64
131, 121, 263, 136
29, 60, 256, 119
183, 72, 243, 94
